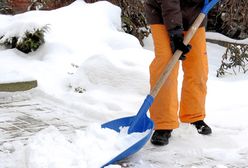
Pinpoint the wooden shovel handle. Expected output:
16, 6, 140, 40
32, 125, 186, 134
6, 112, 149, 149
150, 13, 206, 98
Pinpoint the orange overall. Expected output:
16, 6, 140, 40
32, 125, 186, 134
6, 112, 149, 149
149, 25, 208, 130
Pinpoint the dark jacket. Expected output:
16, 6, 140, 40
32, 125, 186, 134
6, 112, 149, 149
144, 0, 207, 31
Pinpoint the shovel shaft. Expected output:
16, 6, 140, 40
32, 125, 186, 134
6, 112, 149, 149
150, 13, 206, 98
128, 95, 154, 134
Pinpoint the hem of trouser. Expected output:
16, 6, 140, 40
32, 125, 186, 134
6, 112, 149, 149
180, 116, 205, 123
155, 123, 179, 130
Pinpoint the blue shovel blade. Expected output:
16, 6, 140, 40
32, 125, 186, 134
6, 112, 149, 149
101, 115, 154, 168
101, 95, 154, 167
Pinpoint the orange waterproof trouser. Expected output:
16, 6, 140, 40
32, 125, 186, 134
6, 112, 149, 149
149, 24, 208, 130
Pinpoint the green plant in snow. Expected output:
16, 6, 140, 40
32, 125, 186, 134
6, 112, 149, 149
217, 44, 248, 77
0, 25, 49, 54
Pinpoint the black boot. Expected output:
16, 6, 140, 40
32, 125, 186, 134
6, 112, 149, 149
151, 130, 172, 146
191, 120, 212, 135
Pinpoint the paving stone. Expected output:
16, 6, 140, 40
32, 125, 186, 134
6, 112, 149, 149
0, 89, 87, 145
0, 89, 92, 168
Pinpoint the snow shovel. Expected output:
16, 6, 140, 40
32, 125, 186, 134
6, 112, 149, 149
101, 0, 220, 167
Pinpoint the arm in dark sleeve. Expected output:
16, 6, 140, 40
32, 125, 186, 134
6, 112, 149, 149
160, 0, 183, 31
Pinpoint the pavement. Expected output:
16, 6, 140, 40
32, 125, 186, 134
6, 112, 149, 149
0, 89, 87, 146
1, 88, 248, 168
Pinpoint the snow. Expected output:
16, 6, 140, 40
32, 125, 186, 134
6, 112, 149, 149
206, 32, 248, 44
25, 125, 149, 168
1, 0, 248, 167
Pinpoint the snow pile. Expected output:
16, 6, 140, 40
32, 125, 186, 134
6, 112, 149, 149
0, 0, 153, 121
70, 51, 150, 95
0, 0, 152, 97
26, 125, 149, 168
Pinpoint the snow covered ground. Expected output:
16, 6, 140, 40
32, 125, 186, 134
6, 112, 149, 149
0, 0, 248, 167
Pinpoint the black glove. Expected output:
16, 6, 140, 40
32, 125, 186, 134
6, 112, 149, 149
169, 26, 191, 60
